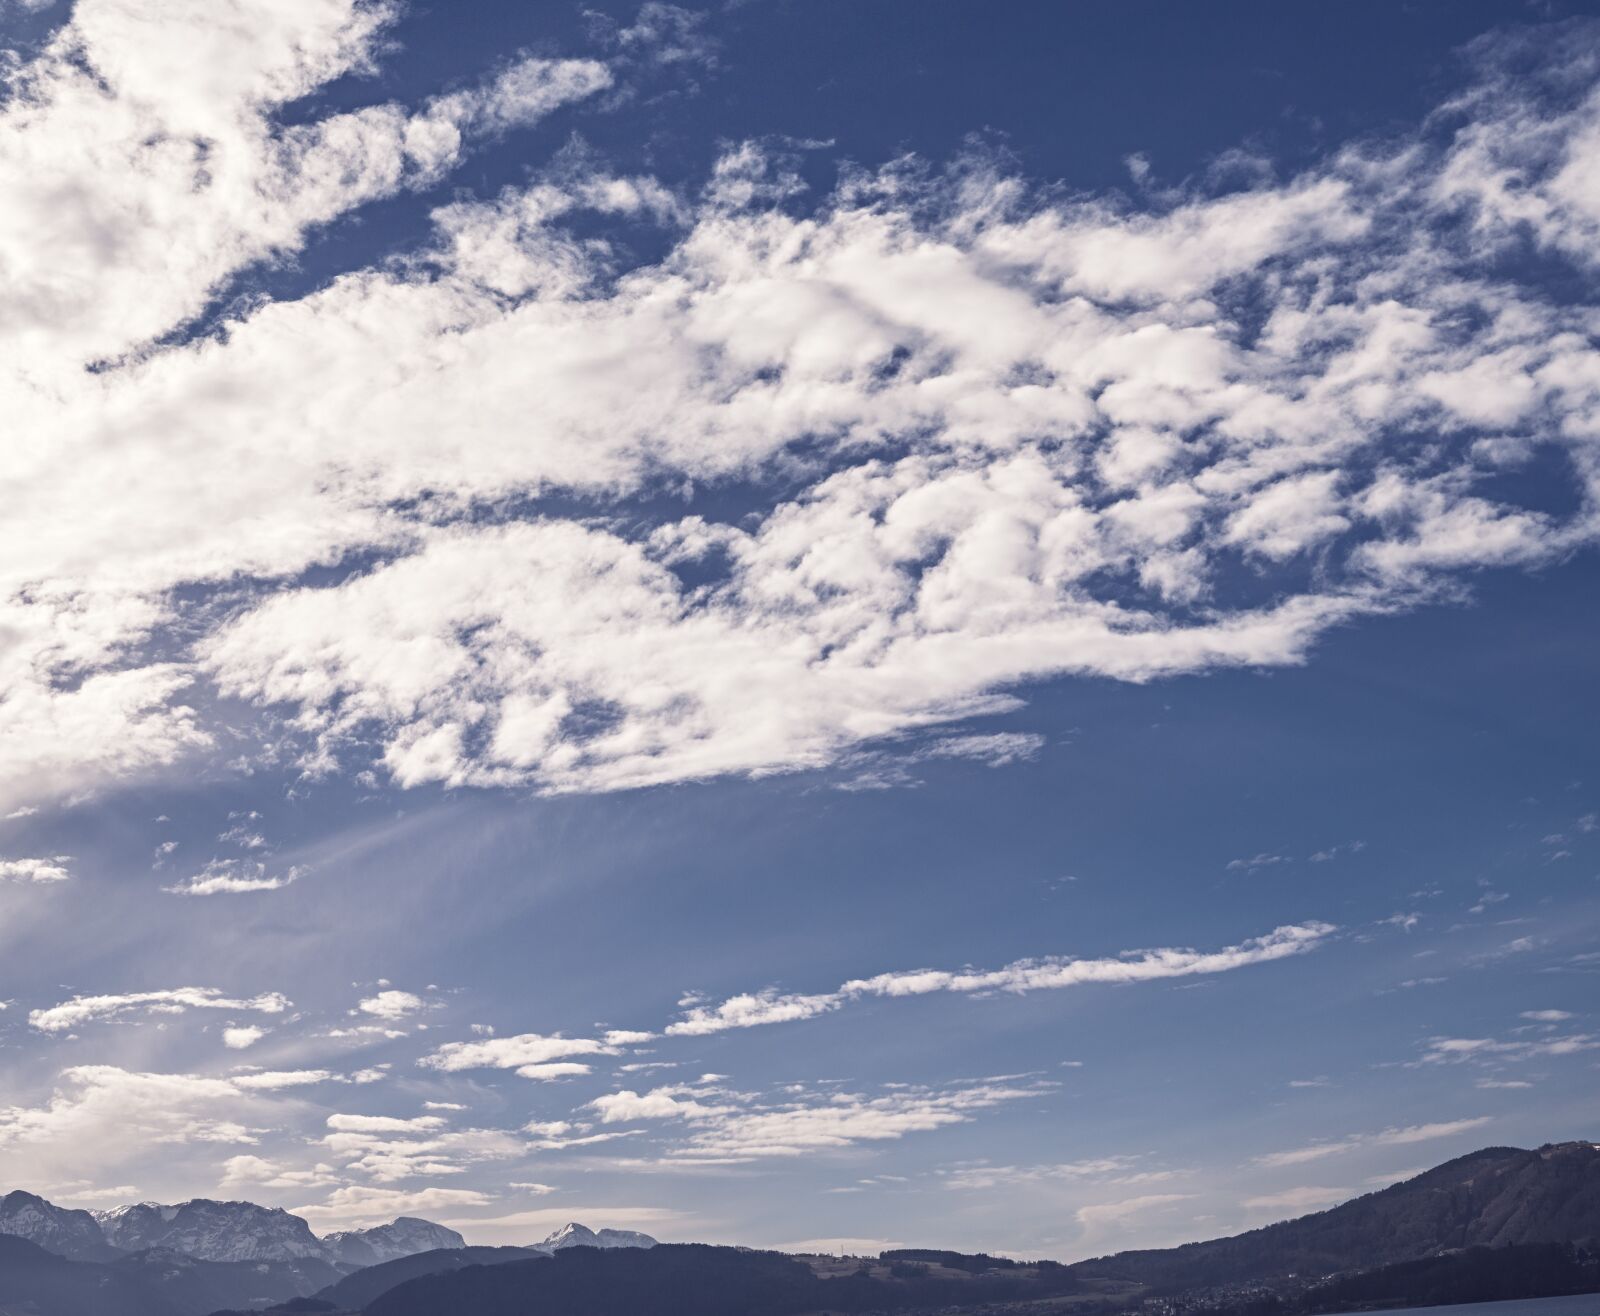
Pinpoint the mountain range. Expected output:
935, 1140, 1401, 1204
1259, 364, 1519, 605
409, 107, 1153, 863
0, 1191, 468, 1267
0, 1142, 1593, 1316
0, 1202, 660, 1316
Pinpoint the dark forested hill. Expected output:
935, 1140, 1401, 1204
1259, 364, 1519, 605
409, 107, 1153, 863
0, 1233, 346, 1316
314, 1245, 544, 1310
1069, 1141, 1600, 1291
364, 1245, 827, 1316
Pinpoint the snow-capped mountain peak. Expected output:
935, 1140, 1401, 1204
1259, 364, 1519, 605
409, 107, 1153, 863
538, 1221, 659, 1251
323, 1215, 466, 1265
91, 1198, 329, 1263
3, 1189, 479, 1270
0, 1190, 116, 1262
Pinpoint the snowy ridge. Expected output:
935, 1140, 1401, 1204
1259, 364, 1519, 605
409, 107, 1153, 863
0, 1191, 115, 1261
1, 1190, 656, 1267
92, 1198, 329, 1263
324, 1215, 466, 1265
536, 1221, 660, 1252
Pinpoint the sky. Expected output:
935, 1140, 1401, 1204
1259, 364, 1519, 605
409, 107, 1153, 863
0, 0, 1598, 1262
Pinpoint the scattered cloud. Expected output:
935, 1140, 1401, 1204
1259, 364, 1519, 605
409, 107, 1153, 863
667, 923, 1334, 1035
358, 990, 425, 1020
419, 1032, 625, 1076
2, 9, 1600, 814
0, 1067, 266, 1172
1226, 854, 1290, 873
296, 1185, 496, 1229
1418, 1033, 1599, 1065
30, 988, 290, 1033
585, 1078, 1051, 1162
231, 1070, 336, 1090
163, 860, 303, 896
0, 857, 72, 884
220, 1155, 338, 1191
1254, 1118, 1493, 1168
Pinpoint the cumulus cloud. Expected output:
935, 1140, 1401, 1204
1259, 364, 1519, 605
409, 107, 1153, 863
1, 8, 1599, 812
667, 922, 1334, 1036
357, 989, 425, 1020
0, 1067, 266, 1175
30, 986, 291, 1033
222, 1025, 266, 1050
220, 1154, 338, 1190
0, 857, 72, 883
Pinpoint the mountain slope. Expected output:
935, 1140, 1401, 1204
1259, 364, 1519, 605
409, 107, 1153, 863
95, 1199, 331, 1263
0, 1189, 121, 1261
365, 1245, 824, 1316
1070, 1141, 1600, 1290
105, 1248, 346, 1315
323, 1217, 466, 1266
0, 1233, 343, 1316
314, 1245, 544, 1309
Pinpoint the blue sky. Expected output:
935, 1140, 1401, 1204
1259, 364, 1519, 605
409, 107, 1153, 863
0, 0, 1597, 1260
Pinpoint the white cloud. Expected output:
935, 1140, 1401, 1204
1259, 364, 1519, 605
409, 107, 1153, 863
1226, 853, 1289, 873
418, 1032, 622, 1074
586, 1079, 1049, 1162
516, 1062, 594, 1081
0, 12, 1598, 811
30, 987, 291, 1033
163, 860, 303, 896
667, 922, 1334, 1036
296, 1185, 495, 1229
940, 1157, 1140, 1190
0, 1067, 265, 1176
358, 989, 425, 1020
318, 1116, 525, 1183
917, 733, 1045, 767
1418, 1033, 1599, 1064
0, 857, 72, 883
1254, 1117, 1493, 1168
222, 1025, 266, 1050
521, 1120, 575, 1137
220, 1154, 338, 1191
231, 1069, 335, 1090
